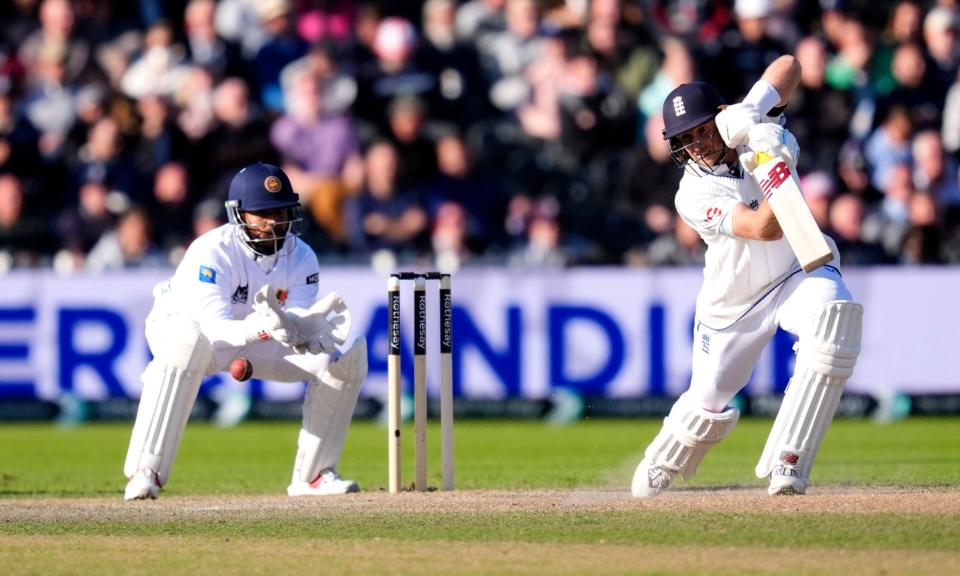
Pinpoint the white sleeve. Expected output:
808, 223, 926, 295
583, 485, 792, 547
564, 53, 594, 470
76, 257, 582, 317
175, 242, 252, 347
284, 242, 321, 309
675, 183, 741, 239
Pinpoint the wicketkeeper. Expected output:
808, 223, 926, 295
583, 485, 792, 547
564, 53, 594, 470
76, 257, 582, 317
124, 163, 367, 500
632, 55, 863, 497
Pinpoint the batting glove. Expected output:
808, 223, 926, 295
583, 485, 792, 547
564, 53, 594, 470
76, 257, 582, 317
715, 103, 761, 147
739, 123, 800, 174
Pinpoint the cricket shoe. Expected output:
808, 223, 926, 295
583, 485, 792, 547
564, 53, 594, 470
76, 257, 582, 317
768, 464, 807, 495
124, 468, 160, 501
287, 468, 359, 496
631, 458, 675, 498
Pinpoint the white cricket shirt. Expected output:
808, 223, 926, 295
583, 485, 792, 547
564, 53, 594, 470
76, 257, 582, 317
674, 161, 801, 327
164, 224, 320, 347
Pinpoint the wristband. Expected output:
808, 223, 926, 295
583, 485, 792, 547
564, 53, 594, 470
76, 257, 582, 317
744, 80, 782, 116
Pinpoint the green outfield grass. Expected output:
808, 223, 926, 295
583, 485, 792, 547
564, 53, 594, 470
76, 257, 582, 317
1, 417, 959, 575
1, 417, 958, 495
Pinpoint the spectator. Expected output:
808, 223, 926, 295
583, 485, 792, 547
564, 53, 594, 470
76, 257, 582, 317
613, 113, 681, 256
800, 171, 837, 231
921, 6, 960, 97
384, 95, 438, 188
478, 0, 543, 112
0, 173, 53, 268
431, 200, 472, 271
20, 42, 76, 160
56, 180, 116, 270
131, 93, 189, 186
344, 140, 428, 256
912, 130, 960, 206
788, 36, 855, 174
556, 49, 634, 167
423, 131, 505, 254
271, 64, 361, 192
149, 162, 196, 253
419, 0, 488, 128
645, 214, 706, 267
120, 20, 190, 100
872, 0, 923, 97
197, 77, 277, 199
900, 192, 946, 264
86, 205, 166, 271
636, 37, 696, 130
19, 0, 98, 87
214, 0, 270, 60
455, 0, 506, 46
68, 117, 139, 204
280, 42, 357, 116
864, 106, 914, 191
253, 0, 308, 112
874, 42, 942, 132
701, 0, 788, 100
182, 0, 245, 81
355, 16, 436, 134
862, 161, 914, 257
506, 195, 567, 268
829, 193, 893, 265
0, 89, 41, 178
581, 0, 658, 103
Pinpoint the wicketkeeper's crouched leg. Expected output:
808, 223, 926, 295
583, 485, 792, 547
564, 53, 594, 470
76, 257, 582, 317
287, 338, 367, 496
124, 315, 212, 500
217, 338, 369, 496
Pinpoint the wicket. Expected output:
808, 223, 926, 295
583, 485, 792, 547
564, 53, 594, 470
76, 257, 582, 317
387, 272, 454, 493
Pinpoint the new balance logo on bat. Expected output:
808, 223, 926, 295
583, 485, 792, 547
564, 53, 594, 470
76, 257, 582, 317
760, 161, 791, 199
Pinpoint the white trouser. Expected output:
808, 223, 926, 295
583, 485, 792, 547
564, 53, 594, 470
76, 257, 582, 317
686, 266, 854, 412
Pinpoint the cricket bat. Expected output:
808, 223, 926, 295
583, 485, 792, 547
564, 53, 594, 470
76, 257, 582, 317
753, 152, 833, 272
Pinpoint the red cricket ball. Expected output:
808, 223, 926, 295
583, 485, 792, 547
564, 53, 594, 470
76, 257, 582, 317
229, 358, 253, 382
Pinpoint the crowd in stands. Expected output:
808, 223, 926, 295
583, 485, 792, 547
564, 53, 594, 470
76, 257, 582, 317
1, 0, 959, 273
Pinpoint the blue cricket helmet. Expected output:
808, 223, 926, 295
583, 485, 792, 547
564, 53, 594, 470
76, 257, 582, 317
225, 163, 304, 256
661, 82, 725, 140
227, 163, 300, 212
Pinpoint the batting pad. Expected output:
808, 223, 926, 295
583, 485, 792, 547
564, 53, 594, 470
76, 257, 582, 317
123, 318, 213, 485
756, 300, 863, 480
294, 338, 367, 483
645, 401, 740, 481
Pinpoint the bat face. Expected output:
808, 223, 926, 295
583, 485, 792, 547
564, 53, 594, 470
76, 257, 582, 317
751, 154, 834, 273
759, 158, 792, 200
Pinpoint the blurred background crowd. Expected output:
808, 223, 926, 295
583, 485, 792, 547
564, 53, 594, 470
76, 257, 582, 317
1, 0, 959, 273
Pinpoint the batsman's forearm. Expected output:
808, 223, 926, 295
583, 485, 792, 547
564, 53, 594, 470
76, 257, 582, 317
757, 201, 784, 241
731, 201, 783, 240
760, 55, 801, 107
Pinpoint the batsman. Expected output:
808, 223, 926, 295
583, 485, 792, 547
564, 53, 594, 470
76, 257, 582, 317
632, 55, 863, 497
123, 163, 367, 500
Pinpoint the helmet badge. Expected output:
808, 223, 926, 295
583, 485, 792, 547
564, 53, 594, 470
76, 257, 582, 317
264, 176, 282, 193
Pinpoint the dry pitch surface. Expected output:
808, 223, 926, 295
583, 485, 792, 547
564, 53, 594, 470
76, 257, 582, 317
2, 487, 959, 575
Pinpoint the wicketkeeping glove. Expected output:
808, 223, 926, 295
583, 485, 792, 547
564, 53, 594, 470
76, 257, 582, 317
286, 291, 352, 355
245, 285, 301, 347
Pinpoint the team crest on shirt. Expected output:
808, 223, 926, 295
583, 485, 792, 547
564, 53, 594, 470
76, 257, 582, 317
199, 265, 217, 284
306, 272, 318, 285
704, 207, 722, 222
231, 284, 249, 304
275, 289, 287, 304
264, 176, 282, 193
